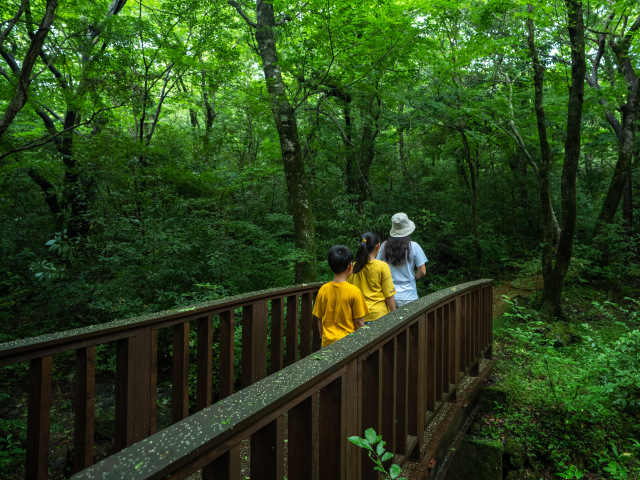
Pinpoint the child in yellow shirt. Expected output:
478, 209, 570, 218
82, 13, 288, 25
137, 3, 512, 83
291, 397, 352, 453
313, 245, 370, 348
348, 232, 396, 322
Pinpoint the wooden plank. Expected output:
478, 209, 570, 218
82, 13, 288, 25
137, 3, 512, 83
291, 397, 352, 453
395, 329, 408, 455
150, 330, 157, 435
242, 299, 268, 389
435, 307, 443, 402
251, 416, 285, 480
442, 304, 450, 394
285, 295, 299, 366
25, 356, 52, 480
320, 376, 345, 480
202, 445, 241, 480
407, 322, 419, 436
219, 310, 235, 400
459, 295, 466, 373
344, 360, 359, 479
134, 327, 152, 442
380, 338, 397, 467
451, 300, 460, 393
197, 315, 213, 411
359, 350, 380, 480
312, 291, 322, 352
288, 393, 319, 480
172, 322, 190, 424
300, 293, 312, 359
270, 298, 284, 374
115, 337, 135, 451
426, 310, 436, 411
417, 316, 427, 453
466, 293, 472, 369
74, 346, 95, 473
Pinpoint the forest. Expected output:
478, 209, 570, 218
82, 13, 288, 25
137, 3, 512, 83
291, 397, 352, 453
0, 0, 639, 478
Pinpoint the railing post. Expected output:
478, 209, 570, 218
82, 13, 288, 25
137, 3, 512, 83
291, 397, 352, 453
426, 310, 436, 412
25, 356, 52, 480
219, 310, 235, 399
320, 376, 346, 479
408, 316, 426, 456
381, 338, 397, 469
270, 298, 284, 374
73, 346, 95, 473
449, 299, 459, 401
172, 322, 190, 423
345, 360, 359, 478
442, 304, 450, 395
359, 350, 380, 480
251, 416, 285, 480
300, 293, 313, 359
133, 326, 153, 441
115, 337, 134, 451
395, 329, 408, 455
285, 295, 299, 366
197, 315, 213, 411
202, 445, 241, 480
312, 291, 322, 352
150, 330, 158, 434
288, 393, 319, 479
242, 300, 268, 388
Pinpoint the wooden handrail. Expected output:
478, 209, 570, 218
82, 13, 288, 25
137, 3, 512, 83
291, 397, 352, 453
70, 279, 494, 480
0, 282, 325, 480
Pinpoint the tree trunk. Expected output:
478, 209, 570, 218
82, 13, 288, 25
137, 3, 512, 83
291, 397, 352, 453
544, 0, 586, 317
526, 6, 555, 309
623, 163, 632, 235
252, 0, 317, 282
0, 0, 57, 140
593, 15, 640, 238
458, 128, 482, 263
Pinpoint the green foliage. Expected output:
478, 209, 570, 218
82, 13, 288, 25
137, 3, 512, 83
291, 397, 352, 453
348, 428, 407, 480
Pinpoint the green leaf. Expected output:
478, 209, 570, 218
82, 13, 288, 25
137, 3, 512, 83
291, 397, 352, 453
376, 441, 385, 456
382, 452, 393, 462
389, 464, 402, 479
365, 428, 377, 444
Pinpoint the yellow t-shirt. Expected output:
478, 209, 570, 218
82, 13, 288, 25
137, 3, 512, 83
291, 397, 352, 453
312, 281, 370, 348
348, 260, 396, 323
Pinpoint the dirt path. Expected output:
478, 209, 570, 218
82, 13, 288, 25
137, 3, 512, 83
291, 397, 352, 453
492, 278, 540, 319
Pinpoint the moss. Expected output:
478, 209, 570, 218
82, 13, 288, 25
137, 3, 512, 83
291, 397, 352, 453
505, 438, 525, 469
480, 386, 508, 412
445, 437, 504, 480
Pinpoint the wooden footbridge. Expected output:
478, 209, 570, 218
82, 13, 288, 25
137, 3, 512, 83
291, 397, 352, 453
0, 279, 494, 480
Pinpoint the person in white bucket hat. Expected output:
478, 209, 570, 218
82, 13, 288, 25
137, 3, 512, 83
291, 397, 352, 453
376, 213, 427, 307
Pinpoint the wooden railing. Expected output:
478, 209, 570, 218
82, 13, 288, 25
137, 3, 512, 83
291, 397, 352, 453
70, 279, 494, 480
0, 282, 324, 479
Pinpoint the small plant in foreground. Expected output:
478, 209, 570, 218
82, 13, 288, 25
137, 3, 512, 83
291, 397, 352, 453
556, 464, 584, 479
349, 428, 407, 480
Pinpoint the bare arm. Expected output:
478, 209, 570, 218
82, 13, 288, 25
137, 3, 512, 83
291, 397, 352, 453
385, 296, 396, 312
415, 264, 426, 280
354, 318, 365, 331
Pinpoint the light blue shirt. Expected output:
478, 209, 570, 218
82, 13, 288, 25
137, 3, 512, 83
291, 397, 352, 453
377, 241, 428, 302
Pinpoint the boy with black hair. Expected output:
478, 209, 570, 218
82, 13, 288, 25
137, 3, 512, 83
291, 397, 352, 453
313, 245, 370, 347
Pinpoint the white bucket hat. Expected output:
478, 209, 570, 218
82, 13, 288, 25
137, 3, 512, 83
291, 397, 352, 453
390, 212, 415, 237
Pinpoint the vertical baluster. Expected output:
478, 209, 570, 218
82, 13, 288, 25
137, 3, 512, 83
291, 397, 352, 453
344, 360, 359, 478
359, 350, 380, 480
203, 446, 241, 480
115, 337, 134, 451
408, 316, 426, 456
150, 330, 158, 434
133, 327, 153, 442
475, 289, 481, 360
270, 298, 285, 374
426, 310, 436, 412
197, 315, 213, 411
320, 376, 346, 479
449, 300, 459, 398
219, 310, 235, 399
251, 416, 285, 480
312, 291, 322, 352
466, 293, 472, 370
289, 393, 319, 480
395, 329, 408, 455
381, 339, 397, 468
172, 322, 189, 423
285, 295, 299, 366
470, 290, 480, 377
459, 295, 466, 374
242, 299, 268, 389
435, 307, 443, 402
73, 347, 95, 473
300, 293, 312, 359
25, 356, 52, 480
442, 304, 450, 395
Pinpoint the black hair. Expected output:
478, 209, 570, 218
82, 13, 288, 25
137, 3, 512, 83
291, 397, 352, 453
327, 245, 353, 274
353, 232, 380, 275
383, 235, 412, 267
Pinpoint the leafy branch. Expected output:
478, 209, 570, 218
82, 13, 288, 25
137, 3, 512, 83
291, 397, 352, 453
348, 428, 407, 480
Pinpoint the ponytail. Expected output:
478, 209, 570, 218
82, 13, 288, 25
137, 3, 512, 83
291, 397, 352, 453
353, 232, 380, 275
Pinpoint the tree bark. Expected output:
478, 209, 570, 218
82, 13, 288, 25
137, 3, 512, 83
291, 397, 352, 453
593, 15, 640, 238
544, 0, 586, 317
0, 0, 57, 141
457, 127, 482, 263
229, 0, 316, 282
526, 6, 555, 304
